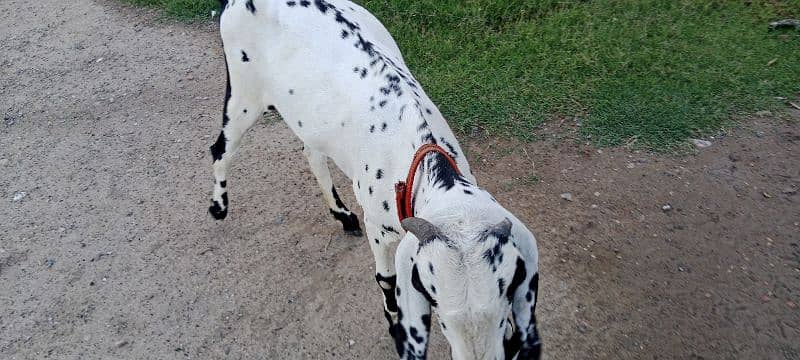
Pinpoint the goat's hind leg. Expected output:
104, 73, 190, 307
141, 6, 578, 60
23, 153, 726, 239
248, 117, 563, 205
208, 60, 263, 220
303, 147, 363, 236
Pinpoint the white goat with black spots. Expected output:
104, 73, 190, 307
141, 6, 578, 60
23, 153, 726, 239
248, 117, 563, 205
208, 0, 541, 358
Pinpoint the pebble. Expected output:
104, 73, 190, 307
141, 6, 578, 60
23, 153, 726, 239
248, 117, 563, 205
626, 163, 635, 169
755, 131, 765, 138
12, 191, 27, 202
661, 204, 672, 212
44, 259, 55, 268
690, 139, 712, 149
755, 110, 772, 117
560, 193, 573, 202
762, 192, 772, 199
348, 340, 355, 347
788, 301, 797, 309
115, 340, 129, 348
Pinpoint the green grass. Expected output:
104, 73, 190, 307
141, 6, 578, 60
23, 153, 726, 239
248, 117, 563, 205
127, 0, 800, 149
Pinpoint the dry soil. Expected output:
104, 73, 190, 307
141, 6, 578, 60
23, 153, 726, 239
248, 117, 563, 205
1, 0, 798, 359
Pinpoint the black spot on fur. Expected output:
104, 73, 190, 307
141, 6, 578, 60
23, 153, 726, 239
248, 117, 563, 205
484, 242, 504, 272
241, 50, 250, 62
221, 58, 232, 127
298, 121, 303, 127
409, 327, 424, 344
368, 186, 373, 195
507, 257, 527, 303
286, 0, 296, 6
376, 169, 383, 179
289, 89, 294, 94
313, 0, 332, 13
425, 108, 432, 114
219, 180, 227, 188
331, 186, 348, 210
300, 0, 310, 6
529, 273, 539, 313
244, 0, 255, 12
463, 189, 473, 195
498, 278, 506, 295
428, 263, 434, 274
341, 29, 349, 38
209, 199, 227, 220
382, 225, 399, 234
374, 238, 380, 244
430, 285, 436, 294
381, 122, 388, 131
375, 273, 398, 313
383, 201, 390, 211
243, 109, 247, 113
379, 100, 388, 107
411, 264, 437, 307
210, 132, 226, 161
330, 209, 363, 236
267, 105, 276, 110
370, 124, 375, 133
429, 152, 465, 191
421, 314, 431, 331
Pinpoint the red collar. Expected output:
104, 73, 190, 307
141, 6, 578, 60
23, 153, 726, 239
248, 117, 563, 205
394, 143, 462, 222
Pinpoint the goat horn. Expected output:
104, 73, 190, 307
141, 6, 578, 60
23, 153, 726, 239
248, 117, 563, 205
401, 217, 442, 244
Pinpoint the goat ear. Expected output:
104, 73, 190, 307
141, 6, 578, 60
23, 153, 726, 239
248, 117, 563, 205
401, 217, 441, 243
488, 218, 513, 238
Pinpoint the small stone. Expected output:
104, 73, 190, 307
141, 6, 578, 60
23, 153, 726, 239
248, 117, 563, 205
755, 110, 772, 117
115, 340, 129, 348
661, 204, 672, 212
788, 301, 797, 309
762, 192, 772, 198
755, 131, 765, 138
626, 163, 635, 169
576, 320, 590, 333
560, 193, 573, 202
12, 191, 27, 202
348, 340, 355, 347
690, 139, 712, 149
593, 192, 600, 196
275, 214, 285, 225
96, 57, 104, 63
44, 259, 55, 268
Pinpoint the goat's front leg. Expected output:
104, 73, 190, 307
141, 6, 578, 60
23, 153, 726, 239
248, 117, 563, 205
392, 240, 432, 360
208, 60, 262, 219
364, 221, 400, 328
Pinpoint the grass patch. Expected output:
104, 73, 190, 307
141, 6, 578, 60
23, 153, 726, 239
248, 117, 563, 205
127, 0, 800, 149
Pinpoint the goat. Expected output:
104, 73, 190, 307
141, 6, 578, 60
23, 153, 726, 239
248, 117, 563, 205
208, 1, 541, 358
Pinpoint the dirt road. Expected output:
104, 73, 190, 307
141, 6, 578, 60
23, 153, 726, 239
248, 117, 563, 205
1, 0, 798, 359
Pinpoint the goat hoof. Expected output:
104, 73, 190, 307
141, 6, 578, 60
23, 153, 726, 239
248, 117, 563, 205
209, 201, 228, 220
